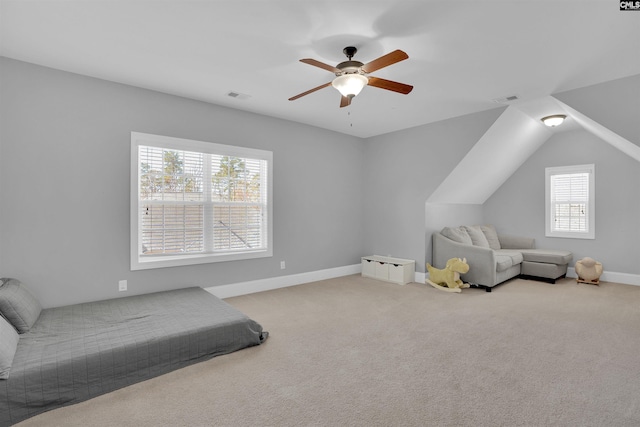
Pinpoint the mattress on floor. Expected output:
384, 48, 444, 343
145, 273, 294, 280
0, 287, 267, 426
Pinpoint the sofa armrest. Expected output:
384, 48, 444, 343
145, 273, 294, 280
498, 234, 535, 249
432, 233, 496, 286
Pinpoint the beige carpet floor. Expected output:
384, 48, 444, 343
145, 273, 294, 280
16, 275, 640, 427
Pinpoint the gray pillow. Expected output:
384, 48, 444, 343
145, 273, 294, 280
463, 225, 491, 248
441, 226, 472, 245
481, 224, 501, 250
0, 314, 19, 379
0, 278, 42, 333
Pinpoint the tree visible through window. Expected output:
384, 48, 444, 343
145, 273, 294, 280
131, 133, 272, 270
139, 146, 205, 254
210, 155, 264, 251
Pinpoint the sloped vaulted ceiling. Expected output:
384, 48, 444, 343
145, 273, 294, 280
426, 95, 640, 205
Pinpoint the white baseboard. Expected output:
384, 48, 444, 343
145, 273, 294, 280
425, 268, 640, 287
419, 269, 640, 287
205, 264, 362, 299
205, 266, 639, 300
567, 267, 640, 286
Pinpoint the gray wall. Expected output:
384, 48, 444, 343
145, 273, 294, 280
0, 57, 365, 307
362, 108, 505, 272
485, 74, 640, 274
483, 128, 640, 273
424, 202, 484, 269
2, 56, 638, 307
364, 74, 639, 276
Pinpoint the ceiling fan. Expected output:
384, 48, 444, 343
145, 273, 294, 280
288, 46, 413, 108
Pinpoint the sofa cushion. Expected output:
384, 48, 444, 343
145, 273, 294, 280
441, 226, 472, 245
498, 234, 535, 250
463, 225, 490, 248
519, 249, 573, 265
480, 224, 501, 250
495, 249, 524, 266
495, 254, 514, 272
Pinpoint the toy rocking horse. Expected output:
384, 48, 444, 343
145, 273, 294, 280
426, 257, 470, 293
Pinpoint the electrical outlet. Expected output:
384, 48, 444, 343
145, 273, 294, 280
280, 261, 286, 270
118, 280, 127, 291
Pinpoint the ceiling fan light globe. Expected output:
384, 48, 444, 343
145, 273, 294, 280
332, 74, 368, 98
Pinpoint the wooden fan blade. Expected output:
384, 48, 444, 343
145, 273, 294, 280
340, 95, 351, 108
288, 82, 332, 101
367, 76, 413, 94
361, 50, 409, 73
300, 58, 341, 74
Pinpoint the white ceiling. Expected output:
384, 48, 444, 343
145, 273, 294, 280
1, 0, 639, 138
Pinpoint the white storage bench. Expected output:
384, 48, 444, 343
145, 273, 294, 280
361, 255, 415, 285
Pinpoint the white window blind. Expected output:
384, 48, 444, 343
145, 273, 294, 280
131, 133, 272, 270
545, 164, 595, 239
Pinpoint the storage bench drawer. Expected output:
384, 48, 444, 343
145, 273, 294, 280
361, 255, 415, 285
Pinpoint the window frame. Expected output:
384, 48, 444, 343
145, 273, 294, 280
545, 164, 595, 239
130, 132, 273, 270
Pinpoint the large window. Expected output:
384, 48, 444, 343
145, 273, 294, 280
131, 132, 272, 270
545, 164, 595, 239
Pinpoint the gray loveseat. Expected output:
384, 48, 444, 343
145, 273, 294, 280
431, 225, 572, 292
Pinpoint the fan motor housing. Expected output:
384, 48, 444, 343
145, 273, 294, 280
336, 60, 364, 75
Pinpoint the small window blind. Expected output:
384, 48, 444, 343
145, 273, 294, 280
545, 164, 595, 239
550, 172, 589, 233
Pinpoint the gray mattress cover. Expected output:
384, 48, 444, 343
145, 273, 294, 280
0, 287, 266, 425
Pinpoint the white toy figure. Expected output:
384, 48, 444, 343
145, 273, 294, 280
575, 257, 603, 284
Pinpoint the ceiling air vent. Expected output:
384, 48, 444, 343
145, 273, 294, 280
227, 91, 251, 100
492, 95, 519, 104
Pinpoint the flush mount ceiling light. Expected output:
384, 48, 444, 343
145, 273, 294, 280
331, 74, 368, 98
541, 114, 567, 127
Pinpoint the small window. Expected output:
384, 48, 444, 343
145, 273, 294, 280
131, 132, 273, 270
545, 164, 595, 239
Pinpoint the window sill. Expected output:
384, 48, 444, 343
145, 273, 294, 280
131, 249, 272, 271
545, 232, 595, 240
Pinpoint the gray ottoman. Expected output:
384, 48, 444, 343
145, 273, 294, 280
519, 249, 573, 283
